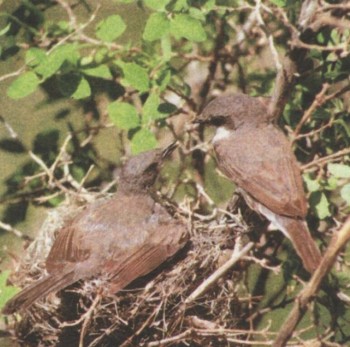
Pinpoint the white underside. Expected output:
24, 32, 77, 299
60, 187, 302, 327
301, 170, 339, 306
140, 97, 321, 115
256, 203, 291, 240
212, 126, 231, 143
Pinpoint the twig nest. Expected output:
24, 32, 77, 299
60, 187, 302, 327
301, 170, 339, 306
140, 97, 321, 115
5, 195, 251, 347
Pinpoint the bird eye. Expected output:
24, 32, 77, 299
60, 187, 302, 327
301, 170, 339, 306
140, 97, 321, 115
210, 115, 226, 127
145, 163, 159, 172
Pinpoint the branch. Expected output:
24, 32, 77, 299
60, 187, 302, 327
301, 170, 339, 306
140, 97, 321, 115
301, 147, 350, 171
292, 82, 330, 139
184, 241, 254, 304
273, 217, 350, 347
0, 221, 32, 241
267, 0, 325, 119
267, 53, 299, 120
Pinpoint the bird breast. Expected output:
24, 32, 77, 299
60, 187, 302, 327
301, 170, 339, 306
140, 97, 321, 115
212, 126, 231, 144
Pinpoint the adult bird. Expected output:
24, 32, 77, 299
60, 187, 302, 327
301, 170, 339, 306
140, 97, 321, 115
196, 93, 321, 273
3, 144, 187, 314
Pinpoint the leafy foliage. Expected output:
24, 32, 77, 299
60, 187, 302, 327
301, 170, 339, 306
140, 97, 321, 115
95, 15, 126, 42
7, 71, 40, 99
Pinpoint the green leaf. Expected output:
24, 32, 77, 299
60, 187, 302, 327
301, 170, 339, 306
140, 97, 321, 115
131, 128, 158, 154
160, 35, 172, 61
328, 163, 350, 178
203, 0, 216, 11
72, 77, 91, 99
58, 20, 70, 31
170, 14, 206, 42
80, 56, 94, 66
95, 15, 126, 42
341, 184, 350, 205
47, 20, 71, 36
25, 48, 46, 67
118, 62, 150, 92
310, 192, 331, 219
0, 23, 11, 36
144, 0, 170, 10
94, 47, 109, 64
0, 270, 20, 311
143, 13, 170, 41
303, 174, 320, 193
269, 0, 286, 7
334, 119, 350, 138
156, 68, 172, 90
143, 94, 161, 123
71, 166, 86, 182
325, 176, 338, 191
158, 102, 177, 114
143, 94, 176, 124
173, 0, 189, 11
47, 195, 64, 207
7, 71, 40, 99
189, 7, 206, 21
108, 101, 140, 130
82, 65, 112, 79
58, 73, 81, 96
35, 44, 79, 79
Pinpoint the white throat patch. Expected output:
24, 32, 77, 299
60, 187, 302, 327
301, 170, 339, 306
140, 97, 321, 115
212, 126, 231, 143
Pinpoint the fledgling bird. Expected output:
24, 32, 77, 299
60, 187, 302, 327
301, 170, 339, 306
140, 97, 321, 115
3, 144, 187, 314
196, 93, 322, 273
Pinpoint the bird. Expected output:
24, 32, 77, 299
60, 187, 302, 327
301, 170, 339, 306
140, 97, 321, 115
3, 143, 187, 314
195, 93, 322, 273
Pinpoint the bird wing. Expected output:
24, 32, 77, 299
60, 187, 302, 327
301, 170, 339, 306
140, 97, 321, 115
107, 226, 186, 293
45, 196, 149, 273
106, 203, 187, 293
46, 196, 187, 290
46, 223, 90, 273
214, 125, 307, 218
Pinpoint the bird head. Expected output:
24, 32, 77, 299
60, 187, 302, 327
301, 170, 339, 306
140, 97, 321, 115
195, 93, 269, 130
118, 142, 177, 192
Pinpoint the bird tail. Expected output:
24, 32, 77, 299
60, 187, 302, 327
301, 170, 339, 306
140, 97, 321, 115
276, 216, 322, 273
2, 270, 76, 315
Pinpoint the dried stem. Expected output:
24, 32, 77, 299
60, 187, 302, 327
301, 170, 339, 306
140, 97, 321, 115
185, 241, 254, 304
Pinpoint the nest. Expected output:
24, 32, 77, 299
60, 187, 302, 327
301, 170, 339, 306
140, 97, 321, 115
4, 193, 276, 347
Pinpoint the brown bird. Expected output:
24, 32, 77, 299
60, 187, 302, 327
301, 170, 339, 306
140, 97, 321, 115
3, 144, 187, 314
196, 93, 321, 273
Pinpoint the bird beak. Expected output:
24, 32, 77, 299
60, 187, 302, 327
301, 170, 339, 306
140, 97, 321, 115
161, 141, 178, 159
193, 113, 206, 124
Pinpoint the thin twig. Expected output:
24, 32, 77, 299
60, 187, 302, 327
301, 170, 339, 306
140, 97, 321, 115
56, 0, 77, 28
79, 293, 102, 347
0, 67, 26, 82
290, 36, 348, 53
147, 326, 277, 346
293, 83, 330, 138
301, 148, 350, 171
0, 221, 32, 241
185, 241, 254, 304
